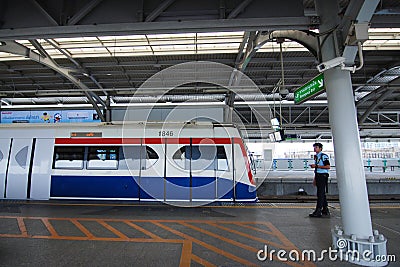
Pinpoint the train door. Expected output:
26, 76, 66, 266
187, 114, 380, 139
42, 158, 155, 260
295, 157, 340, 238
190, 138, 218, 201
5, 138, 33, 199
165, 138, 191, 202
120, 144, 142, 200
139, 140, 165, 201
0, 138, 12, 198
30, 139, 54, 199
214, 127, 234, 201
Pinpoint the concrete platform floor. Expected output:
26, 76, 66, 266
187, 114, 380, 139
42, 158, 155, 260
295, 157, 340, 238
0, 201, 398, 267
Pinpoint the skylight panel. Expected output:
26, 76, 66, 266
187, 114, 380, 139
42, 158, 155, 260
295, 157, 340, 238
197, 43, 239, 50
98, 35, 146, 41
68, 47, 109, 53
0, 29, 398, 61
369, 28, 400, 33
152, 44, 195, 50
363, 39, 400, 50
147, 33, 196, 39
148, 39, 195, 46
257, 41, 308, 52
0, 52, 25, 61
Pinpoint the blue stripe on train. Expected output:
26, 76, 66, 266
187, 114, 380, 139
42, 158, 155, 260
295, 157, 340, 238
50, 176, 256, 201
50, 175, 140, 198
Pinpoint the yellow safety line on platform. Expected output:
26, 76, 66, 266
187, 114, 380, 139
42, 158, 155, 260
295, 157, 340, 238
232, 222, 274, 236
180, 222, 312, 267
152, 221, 258, 267
266, 221, 315, 267
263, 221, 299, 249
123, 220, 163, 240
180, 221, 259, 252
41, 218, 59, 237
16, 217, 28, 237
70, 219, 95, 239
191, 254, 216, 267
98, 220, 129, 240
207, 222, 289, 250
0, 216, 322, 224
179, 240, 192, 267
0, 215, 319, 266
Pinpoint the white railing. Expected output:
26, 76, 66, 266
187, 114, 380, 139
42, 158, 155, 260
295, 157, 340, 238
254, 158, 400, 172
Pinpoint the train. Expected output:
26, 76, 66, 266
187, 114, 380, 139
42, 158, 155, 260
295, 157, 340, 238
0, 122, 257, 203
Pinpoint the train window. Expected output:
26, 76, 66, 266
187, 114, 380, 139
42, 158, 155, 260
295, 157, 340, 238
15, 146, 29, 168
172, 147, 187, 169
172, 145, 228, 171
146, 146, 158, 160
143, 146, 159, 170
191, 145, 216, 171
53, 146, 84, 169
87, 146, 119, 169
120, 146, 141, 170
120, 146, 159, 170
216, 146, 228, 171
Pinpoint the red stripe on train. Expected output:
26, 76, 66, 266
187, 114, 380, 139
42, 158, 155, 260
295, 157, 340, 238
55, 137, 254, 186
55, 137, 232, 145
233, 138, 255, 186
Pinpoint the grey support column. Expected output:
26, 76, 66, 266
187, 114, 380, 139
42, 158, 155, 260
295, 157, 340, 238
316, 0, 387, 266
326, 68, 373, 237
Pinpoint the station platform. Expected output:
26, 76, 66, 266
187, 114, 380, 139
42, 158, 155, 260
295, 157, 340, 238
256, 170, 400, 197
0, 200, 398, 266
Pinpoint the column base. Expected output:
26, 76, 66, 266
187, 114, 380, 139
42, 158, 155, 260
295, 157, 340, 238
332, 226, 388, 266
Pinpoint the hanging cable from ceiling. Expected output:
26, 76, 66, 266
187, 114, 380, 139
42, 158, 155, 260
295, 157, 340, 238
277, 37, 289, 127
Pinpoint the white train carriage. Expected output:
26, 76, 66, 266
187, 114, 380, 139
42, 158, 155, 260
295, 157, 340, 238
0, 122, 256, 202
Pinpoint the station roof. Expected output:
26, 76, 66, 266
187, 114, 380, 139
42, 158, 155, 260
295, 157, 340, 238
0, 0, 399, 140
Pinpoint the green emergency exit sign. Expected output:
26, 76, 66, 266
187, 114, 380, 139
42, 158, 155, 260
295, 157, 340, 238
294, 73, 325, 104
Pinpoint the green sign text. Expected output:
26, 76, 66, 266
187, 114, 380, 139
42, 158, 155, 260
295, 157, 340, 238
294, 73, 325, 104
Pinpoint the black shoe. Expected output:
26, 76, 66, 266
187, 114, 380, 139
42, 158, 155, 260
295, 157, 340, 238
322, 207, 330, 217
309, 209, 322, 218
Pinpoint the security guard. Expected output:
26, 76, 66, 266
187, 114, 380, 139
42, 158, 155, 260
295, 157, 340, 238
309, 142, 331, 218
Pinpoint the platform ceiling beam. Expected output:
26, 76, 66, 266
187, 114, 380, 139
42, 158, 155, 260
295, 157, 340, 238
0, 0, 308, 39
0, 17, 313, 39
67, 0, 104, 26
358, 75, 400, 124
0, 40, 106, 121
44, 38, 109, 99
358, 88, 395, 124
145, 0, 176, 22
30, 0, 59, 26
227, 0, 253, 19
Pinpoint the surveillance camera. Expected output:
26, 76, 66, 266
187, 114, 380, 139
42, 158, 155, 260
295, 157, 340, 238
279, 88, 289, 99
316, 57, 346, 72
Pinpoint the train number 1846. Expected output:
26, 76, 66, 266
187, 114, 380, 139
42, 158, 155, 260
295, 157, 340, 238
158, 130, 174, 137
